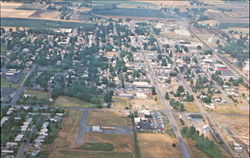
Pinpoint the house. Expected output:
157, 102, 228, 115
133, 81, 152, 88
92, 126, 102, 132
1, 117, 9, 126
15, 134, 24, 142
136, 92, 147, 99
187, 114, 203, 121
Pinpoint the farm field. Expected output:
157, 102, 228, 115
138, 133, 182, 158
92, 8, 174, 18
54, 96, 96, 108
87, 110, 132, 127
1, 18, 96, 30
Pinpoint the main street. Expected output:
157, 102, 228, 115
133, 31, 192, 158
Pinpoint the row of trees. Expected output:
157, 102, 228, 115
182, 126, 223, 158
170, 99, 185, 111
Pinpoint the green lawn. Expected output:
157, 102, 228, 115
54, 96, 97, 108
1, 78, 20, 88
55, 150, 133, 158
78, 143, 114, 151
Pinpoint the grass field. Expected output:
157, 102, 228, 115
85, 133, 134, 152
138, 133, 182, 158
87, 110, 132, 127
1, 18, 96, 30
54, 96, 97, 108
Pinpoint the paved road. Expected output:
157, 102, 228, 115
76, 109, 89, 144
11, 64, 37, 106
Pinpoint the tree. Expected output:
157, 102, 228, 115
165, 92, 170, 100
197, 45, 202, 50
152, 87, 157, 95
104, 93, 112, 103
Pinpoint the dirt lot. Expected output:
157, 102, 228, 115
129, 96, 163, 111
138, 133, 182, 158
87, 110, 132, 127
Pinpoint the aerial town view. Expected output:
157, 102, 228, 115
0, 0, 249, 158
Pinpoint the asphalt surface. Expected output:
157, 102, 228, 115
76, 109, 89, 144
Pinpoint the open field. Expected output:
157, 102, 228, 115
88, 110, 132, 127
112, 97, 130, 110
54, 96, 96, 108
138, 133, 182, 158
207, 104, 249, 115
183, 103, 200, 113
